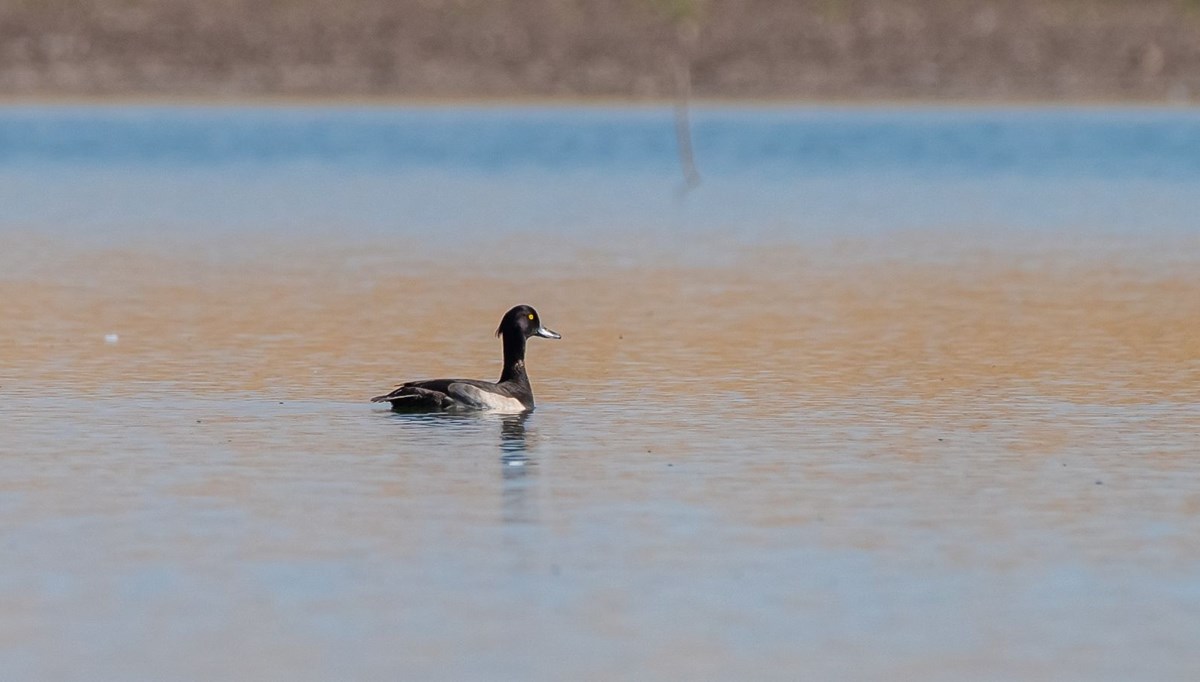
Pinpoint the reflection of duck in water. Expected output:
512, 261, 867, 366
499, 412, 533, 480
372, 305, 560, 413
498, 413, 537, 523
499, 412, 530, 455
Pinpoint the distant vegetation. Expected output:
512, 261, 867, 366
3, 0, 1199, 100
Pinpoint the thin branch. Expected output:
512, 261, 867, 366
672, 50, 700, 198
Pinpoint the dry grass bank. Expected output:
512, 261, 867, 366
2, 0, 1200, 100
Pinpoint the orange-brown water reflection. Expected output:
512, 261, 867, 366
6, 232, 1199, 399
2, 231, 1199, 680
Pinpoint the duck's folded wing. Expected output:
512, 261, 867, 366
371, 383, 456, 409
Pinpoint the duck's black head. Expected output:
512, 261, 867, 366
496, 305, 561, 341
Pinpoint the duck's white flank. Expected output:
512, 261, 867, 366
449, 383, 528, 413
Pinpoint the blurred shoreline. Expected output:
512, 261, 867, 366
2, 94, 1199, 108
4, 0, 1200, 103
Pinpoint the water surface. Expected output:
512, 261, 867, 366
2, 105, 1199, 681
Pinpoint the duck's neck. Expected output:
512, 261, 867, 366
499, 331, 529, 385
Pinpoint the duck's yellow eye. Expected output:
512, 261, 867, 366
528, 313, 535, 320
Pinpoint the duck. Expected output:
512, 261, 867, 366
372, 305, 561, 413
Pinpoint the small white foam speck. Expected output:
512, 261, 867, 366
105, 333, 119, 344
